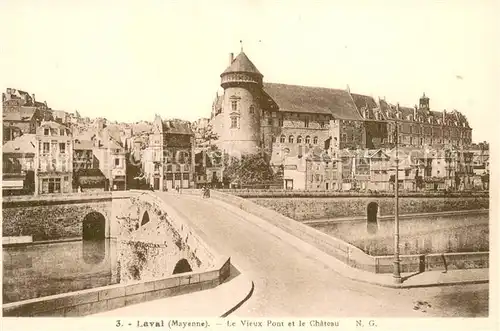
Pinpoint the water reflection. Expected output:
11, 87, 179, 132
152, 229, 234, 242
3, 237, 180, 303
82, 240, 106, 265
2, 239, 116, 304
312, 213, 489, 256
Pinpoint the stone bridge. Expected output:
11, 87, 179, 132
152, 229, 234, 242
2, 191, 217, 276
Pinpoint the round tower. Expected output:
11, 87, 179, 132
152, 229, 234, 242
219, 51, 263, 156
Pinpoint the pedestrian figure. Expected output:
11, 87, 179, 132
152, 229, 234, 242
441, 253, 448, 273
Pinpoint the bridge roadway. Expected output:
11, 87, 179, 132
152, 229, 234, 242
155, 192, 488, 317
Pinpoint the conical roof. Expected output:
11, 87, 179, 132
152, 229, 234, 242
222, 52, 262, 76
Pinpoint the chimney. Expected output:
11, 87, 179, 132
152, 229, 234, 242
443, 109, 446, 123
32, 93, 35, 104
229, 53, 234, 65
414, 105, 418, 119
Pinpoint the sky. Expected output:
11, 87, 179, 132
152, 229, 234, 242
1, 0, 498, 143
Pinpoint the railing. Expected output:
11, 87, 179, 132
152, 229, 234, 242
214, 189, 489, 198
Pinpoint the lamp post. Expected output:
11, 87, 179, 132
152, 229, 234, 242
393, 121, 402, 284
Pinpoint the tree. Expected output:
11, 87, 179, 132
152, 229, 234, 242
198, 124, 219, 145
223, 153, 276, 186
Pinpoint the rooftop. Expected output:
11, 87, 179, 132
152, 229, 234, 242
74, 139, 94, 150
222, 52, 262, 76
162, 120, 194, 135
2, 134, 36, 154
263, 82, 363, 120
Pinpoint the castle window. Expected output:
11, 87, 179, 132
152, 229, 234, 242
60, 129, 65, 136
280, 135, 286, 143
249, 105, 255, 114
231, 101, 238, 111
268, 118, 273, 125
320, 121, 325, 128
272, 136, 276, 143
305, 136, 311, 144
44, 128, 50, 136
289, 135, 294, 143
230, 116, 239, 129
313, 136, 318, 144
278, 117, 284, 127
297, 136, 303, 143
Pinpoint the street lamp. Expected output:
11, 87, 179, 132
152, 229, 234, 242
392, 120, 402, 284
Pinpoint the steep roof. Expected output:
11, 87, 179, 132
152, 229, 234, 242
222, 52, 262, 76
74, 139, 94, 150
350, 93, 378, 110
3, 112, 24, 121
263, 83, 363, 120
2, 134, 36, 154
162, 120, 194, 135
38, 120, 70, 131
213, 95, 223, 112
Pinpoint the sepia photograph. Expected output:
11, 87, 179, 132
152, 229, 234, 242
1, 1, 498, 330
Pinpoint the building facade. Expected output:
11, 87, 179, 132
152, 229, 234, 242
2, 134, 36, 195
34, 121, 73, 195
143, 115, 196, 191
2, 88, 53, 143
209, 51, 473, 162
91, 130, 127, 191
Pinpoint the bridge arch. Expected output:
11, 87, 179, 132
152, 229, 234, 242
141, 210, 150, 226
83, 211, 106, 240
172, 258, 192, 275
366, 202, 378, 234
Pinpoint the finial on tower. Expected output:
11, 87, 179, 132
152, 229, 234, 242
240, 40, 243, 52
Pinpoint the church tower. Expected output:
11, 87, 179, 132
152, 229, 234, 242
218, 50, 263, 156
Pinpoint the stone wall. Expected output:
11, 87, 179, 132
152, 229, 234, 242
249, 196, 489, 221
113, 193, 215, 281
210, 191, 489, 274
2, 199, 113, 241
3, 258, 231, 317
